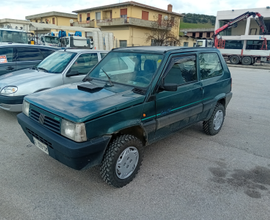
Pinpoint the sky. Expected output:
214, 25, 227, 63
0, 0, 269, 20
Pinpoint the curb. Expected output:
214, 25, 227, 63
227, 64, 270, 70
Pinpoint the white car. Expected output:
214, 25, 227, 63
0, 49, 108, 112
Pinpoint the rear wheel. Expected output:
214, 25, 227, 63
203, 103, 225, 136
241, 56, 252, 65
230, 55, 240, 64
100, 134, 144, 188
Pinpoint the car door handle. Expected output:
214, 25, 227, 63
6, 66, 14, 70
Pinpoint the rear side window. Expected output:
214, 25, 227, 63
199, 53, 223, 80
164, 56, 197, 85
16, 47, 43, 61
40, 48, 56, 58
0, 47, 14, 62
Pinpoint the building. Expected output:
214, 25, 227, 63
73, 1, 182, 47
0, 18, 30, 32
179, 28, 214, 47
26, 11, 78, 26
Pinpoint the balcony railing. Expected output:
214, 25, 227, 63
96, 17, 168, 29
73, 20, 95, 28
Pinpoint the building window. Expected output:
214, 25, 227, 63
52, 18, 55, 24
96, 12, 101, 21
86, 13, 90, 22
120, 8, 127, 18
183, 42, 189, 47
158, 14, 162, 25
119, 40, 127, 47
142, 11, 149, 20
79, 14, 82, 22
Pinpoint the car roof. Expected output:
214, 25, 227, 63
0, 44, 59, 50
112, 46, 219, 54
59, 49, 109, 53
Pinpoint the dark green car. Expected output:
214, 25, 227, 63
17, 46, 232, 187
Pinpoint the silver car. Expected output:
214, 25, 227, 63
0, 49, 108, 112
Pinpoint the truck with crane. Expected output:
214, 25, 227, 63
213, 11, 269, 65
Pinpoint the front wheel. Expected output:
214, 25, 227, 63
100, 134, 144, 188
203, 103, 225, 135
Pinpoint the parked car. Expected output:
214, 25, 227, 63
17, 46, 232, 187
0, 49, 108, 111
0, 44, 59, 76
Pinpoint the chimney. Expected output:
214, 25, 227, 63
167, 4, 172, 12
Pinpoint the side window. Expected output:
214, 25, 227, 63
16, 47, 43, 61
40, 49, 56, 58
199, 53, 223, 80
164, 56, 197, 85
0, 47, 14, 62
69, 53, 98, 75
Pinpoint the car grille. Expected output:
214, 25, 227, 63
29, 108, 61, 134
26, 128, 53, 149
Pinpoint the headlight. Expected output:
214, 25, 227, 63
61, 119, 87, 142
22, 100, 30, 117
1, 86, 18, 95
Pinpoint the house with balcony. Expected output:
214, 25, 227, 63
179, 28, 214, 47
73, 1, 182, 47
0, 18, 30, 32
25, 11, 78, 27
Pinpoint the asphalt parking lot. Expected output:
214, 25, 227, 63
0, 66, 270, 220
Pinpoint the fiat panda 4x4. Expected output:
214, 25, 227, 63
17, 46, 232, 188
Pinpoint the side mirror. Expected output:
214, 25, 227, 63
66, 70, 79, 77
160, 83, 178, 92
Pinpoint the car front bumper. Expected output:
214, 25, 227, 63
17, 113, 111, 170
0, 95, 25, 112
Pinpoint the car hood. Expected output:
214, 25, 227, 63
26, 82, 146, 123
0, 69, 55, 87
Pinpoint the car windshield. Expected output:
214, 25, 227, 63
88, 51, 163, 87
37, 51, 76, 73
44, 36, 59, 44
0, 30, 28, 44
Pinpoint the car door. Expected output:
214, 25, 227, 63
0, 47, 16, 76
153, 54, 203, 141
63, 52, 100, 84
15, 47, 43, 70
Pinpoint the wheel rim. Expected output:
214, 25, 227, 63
242, 57, 251, 64
116, 146, 139, 179
231, 56, 239, 64
213, 110, 224, 130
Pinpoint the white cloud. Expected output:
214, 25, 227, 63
0, 0, 269, 20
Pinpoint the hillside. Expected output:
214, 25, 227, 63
180, 13, 215, 30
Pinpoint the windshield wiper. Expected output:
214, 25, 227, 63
32, 66, 39, 71
83, 77, 92, 82
101, 68, 114, 87
37, 67, 48, 72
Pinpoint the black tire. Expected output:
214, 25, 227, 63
230, 55, 240, 64
241, 56, 252, 65
203, 103, 225, 136
100, 134, 144, 188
